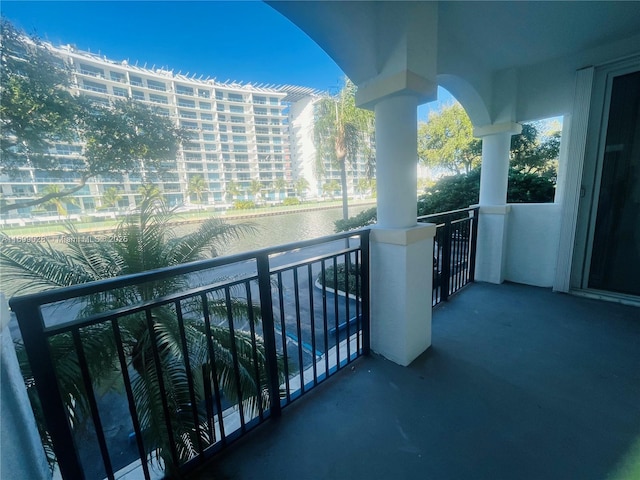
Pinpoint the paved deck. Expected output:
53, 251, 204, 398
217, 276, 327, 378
190, 282, 640, 480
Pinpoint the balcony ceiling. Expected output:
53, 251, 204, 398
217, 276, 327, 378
269, 1, 640, 84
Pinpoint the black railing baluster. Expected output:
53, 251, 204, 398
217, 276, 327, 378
361, 230, 371, 355
72, 329, 114, 480
112, 318, 151, 480
355, 251, 361, 354
293, 267, 305, 393
224, 287, 246, 431
276, 271, 291, 404
201, 293, 226, 443
255, 255, 282, 418
244, 280, 264, 421
174, 300, 205, 456
144, 308, 180, 468
321, 260, 330, 377
469, 207, 480, 282
344, 253, 351, 362
441, 219, 452, 302
307, 264, 318, 386
333, 256, 340, 369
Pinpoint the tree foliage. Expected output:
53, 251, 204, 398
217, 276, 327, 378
337, 120, 560, 230
418, 103, 482, 174
314, 78, 375, 220
0, 19, 185, 213
0, 194, 271, 474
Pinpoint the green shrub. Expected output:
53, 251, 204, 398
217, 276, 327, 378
233, 200, 257, 210
282, 197, 301, 206
318, 262, 361, 297
334, 207, 377, 232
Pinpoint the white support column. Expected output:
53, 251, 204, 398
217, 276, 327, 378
0, 294, 50, 480
474, 123, 521, 283
375, 95, 420, 229
369, 94, 436, 366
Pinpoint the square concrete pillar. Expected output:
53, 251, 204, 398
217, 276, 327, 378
369, 223, 436, 366
474, 205, 511, 284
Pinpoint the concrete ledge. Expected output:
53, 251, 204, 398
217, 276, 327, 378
370, 223, 436, 246
477, 204, 511, 215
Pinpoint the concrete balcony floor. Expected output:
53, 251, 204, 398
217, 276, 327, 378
191, 282, 640, 480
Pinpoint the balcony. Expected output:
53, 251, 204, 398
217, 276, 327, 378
203, 281, 640, 480
6, 205, 640, 480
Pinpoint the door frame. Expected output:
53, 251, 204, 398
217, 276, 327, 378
570, 56, 640, 303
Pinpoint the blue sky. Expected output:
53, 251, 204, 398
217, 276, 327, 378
3, 1, 450, 119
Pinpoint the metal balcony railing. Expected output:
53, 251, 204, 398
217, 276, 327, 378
10, 230, 370, 480
418, 206, 480, 306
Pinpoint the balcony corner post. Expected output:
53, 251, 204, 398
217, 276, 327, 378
256, 254, 282, 418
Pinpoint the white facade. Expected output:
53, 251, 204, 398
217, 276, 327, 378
1, 45, 358, 217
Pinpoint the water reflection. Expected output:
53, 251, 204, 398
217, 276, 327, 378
179, 205, 373, 255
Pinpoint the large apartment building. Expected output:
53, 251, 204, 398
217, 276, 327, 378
1, 43, 375, 221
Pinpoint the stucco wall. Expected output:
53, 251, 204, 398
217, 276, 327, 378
504, 203, 562, 287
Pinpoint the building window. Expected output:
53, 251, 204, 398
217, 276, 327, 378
203, 134, 216, 141
112, 86, 128, 97
231, 126, 246, 133
204, 144, 216, 151
149, 94, 168, 104
147, 79, 166, 91
181, 121, 198, 130
177, 99, 196, 108
270, 109, 280, 115
78, 63, 104, 78
132, 90, 145, 101
228, 93, 243, 102
230, 105, 244, 114
200, 113, 213, 121
230, 116, 243, 123
232, 136, 247, 143
254, 96, 266, 104
129, 75, 143, 87
179, 110, 197, 119
200, 102, 212, 110
255, 107, 267, 115
176, 85, 194, 96
201, 123, 214, 131
216, 104, 226, 112
110, 71, 125, 83
269, 97, 279, 105
82, 80, 107, 93
219, 124, 227, 132
215, 91, 223, 100
198, 89, 210, 98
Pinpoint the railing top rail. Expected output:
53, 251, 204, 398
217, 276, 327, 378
417, 206, 479, 222
9, 228, 370, 310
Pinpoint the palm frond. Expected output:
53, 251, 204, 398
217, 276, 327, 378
0, 233, 95, 294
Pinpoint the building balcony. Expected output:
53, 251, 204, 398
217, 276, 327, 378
202, 281, 640, 480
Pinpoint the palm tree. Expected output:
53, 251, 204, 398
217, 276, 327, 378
314, 78, 375, 221
1, 194, 277, 475
41, 184, 78, 218
273, 178, 287, 201
225, 180, 240, 203
249, 179, 263, 203
187, 175, 207, 208
100, 186, 123, 211
293, 177, 310, 200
